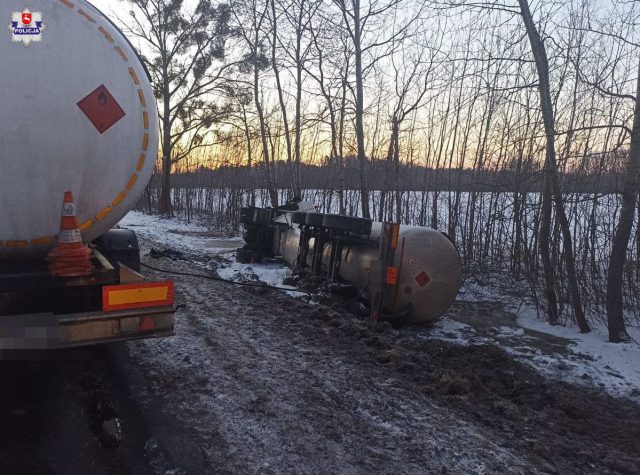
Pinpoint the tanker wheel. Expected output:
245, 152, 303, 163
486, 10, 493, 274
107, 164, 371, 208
93, 229, 141, 272
291, 212, 308, 225
240, 207, 272, 226
239, 207, 257, 225
321, 214, 352, 231
305, 213, 326, 227
322, 214, 372, 235
236, 248, 251, 264
255, 208, 273, 225
348, 217, 373, 235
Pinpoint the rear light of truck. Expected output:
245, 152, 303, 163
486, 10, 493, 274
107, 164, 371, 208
102, 281, 174, 312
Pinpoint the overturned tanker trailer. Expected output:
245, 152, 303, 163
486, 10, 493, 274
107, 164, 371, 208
237, 203, 463, 324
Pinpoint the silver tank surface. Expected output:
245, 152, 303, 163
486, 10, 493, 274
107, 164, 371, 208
0, 0, 158, 258
278, 221, 462, 324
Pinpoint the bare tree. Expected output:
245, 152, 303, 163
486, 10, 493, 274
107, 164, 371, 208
122, 0, 234, 214
330, 0, 422, 218
518, 0, 590, 332
385, 33, 438, 222
607, 60, 639, 342
233, 0, 279, 206
268, 0, 296, 197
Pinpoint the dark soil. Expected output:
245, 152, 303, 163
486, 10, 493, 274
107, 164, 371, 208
259, 290, 640, 474
0, 347, 154, 474
3, 248, 637, 474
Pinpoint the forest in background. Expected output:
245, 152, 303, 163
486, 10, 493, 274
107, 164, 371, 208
120, 0, 640, 341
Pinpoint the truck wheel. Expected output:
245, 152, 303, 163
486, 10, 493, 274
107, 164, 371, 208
348, 217, 373, 235
291, 212, 308, 225
322, 214, 352, 231
236, 248, 251, 264
322, 214, 372, 234
93, 229, 141, 272
305, 213, 326, 227
240, 207, 272, 225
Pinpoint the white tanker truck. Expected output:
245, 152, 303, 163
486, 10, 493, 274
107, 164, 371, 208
237, 204, 463, 325
0, 1, 175, 351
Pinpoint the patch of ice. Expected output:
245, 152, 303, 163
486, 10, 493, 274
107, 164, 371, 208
120, 211, 241, 256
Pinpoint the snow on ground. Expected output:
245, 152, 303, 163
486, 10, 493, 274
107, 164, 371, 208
447, 278, 640, 400
121, 211, 310, 299
216, 260, 309, 298
120, 210, 640, 402
428, 306, 640, 401
120, 211, 242, 256
514, 305, 640, 397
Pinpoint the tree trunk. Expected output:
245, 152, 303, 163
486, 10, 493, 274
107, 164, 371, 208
293, 1, 305, 198
353, 0, 370, 218
393, 120, 402, 223
253, 36, 278, 208
337, 73, 348, 215
270, 0, 294, 198
606, 60, 640, 343
159, 86, 172, 215
241, 104, 256, 207
519, 0, 589, 332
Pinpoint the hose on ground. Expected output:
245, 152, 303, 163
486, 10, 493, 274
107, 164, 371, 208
139, 262, 313, 296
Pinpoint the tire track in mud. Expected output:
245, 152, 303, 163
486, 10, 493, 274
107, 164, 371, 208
258, 292, 640, 474
133, 246, 640, 474
131, 257, 540, 474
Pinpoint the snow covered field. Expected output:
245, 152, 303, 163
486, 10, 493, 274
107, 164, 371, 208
120, 210, 640, 402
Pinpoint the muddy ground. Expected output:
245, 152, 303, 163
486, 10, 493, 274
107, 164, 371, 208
1, 242, 639, 474
129, 248, 640, 474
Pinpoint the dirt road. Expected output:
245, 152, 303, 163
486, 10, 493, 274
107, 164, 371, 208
1, 243, 639, 474
127, 250, 640, 474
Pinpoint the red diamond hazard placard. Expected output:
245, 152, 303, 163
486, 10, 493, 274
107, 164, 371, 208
77, 85, 126, 134
415, 271, 431, 288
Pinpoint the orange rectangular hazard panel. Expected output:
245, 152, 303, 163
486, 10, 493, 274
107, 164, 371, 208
103, 281, 174, 312
386, 266, 399, 285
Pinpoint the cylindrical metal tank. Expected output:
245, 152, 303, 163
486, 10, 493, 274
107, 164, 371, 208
0, 0, 158, 259
279, 222, 462, 324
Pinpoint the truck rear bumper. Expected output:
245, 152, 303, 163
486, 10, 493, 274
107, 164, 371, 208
0, 305, 176, 351
59, 305, 176, 348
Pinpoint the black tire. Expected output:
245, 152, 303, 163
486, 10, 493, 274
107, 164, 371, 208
236, 248, 251, 264
305, 213, 325, 227
322, 214, 352, 231
240, 207, 272, 225
348, 217, 373, 235
255, 208, 273, 225
322, 214, 372, 234
291, 212, 308, 225
93, 229, 141, 272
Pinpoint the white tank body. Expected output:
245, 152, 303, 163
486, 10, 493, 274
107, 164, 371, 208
279, 222, 462, 324
0, 0, 158, 258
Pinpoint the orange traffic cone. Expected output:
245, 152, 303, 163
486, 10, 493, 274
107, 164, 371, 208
47, 191, 93, 277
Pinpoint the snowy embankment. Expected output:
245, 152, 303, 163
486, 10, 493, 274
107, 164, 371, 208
119, 211, 640, 402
